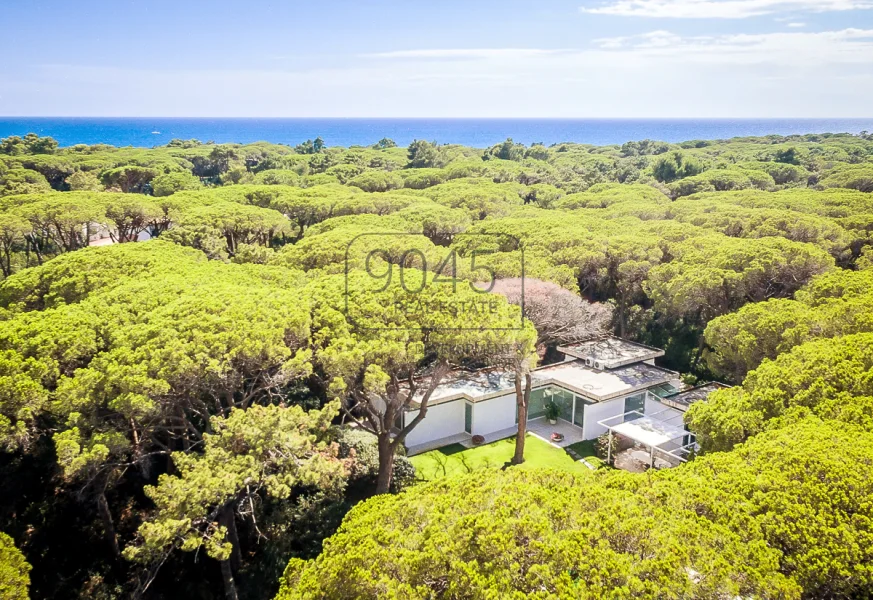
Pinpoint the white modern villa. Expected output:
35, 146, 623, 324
404, 337, 721, 465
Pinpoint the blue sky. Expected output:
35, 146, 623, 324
1, 0, 871, 117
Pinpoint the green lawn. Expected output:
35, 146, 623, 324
564, 440, 605, 469
409, 434, 592, 482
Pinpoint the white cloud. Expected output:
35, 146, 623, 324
362, 49, 567, 59
3, 29, 872, 117
582, 0, 873, 19
787, 20, 807, 24
591, 27, 873, 65
594, 30, 685, 47
366, 29, 873, 70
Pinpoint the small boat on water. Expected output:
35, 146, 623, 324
151, 130, 161, 134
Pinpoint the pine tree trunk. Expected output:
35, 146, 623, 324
2, 246, 10, 278
691, 333, 706, 371
219, 559, 239, 600
97, 490, 121, 557
375, 434, 395, 494
512, 373, 528, 465
219, 504, 242, 571
618, 300, 627, 338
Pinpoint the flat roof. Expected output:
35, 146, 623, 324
558, 337, 664, 369
662, 382, 731, 412
409, 368, 516, 407
534, 360, 675, 402
410, 358, 675, 408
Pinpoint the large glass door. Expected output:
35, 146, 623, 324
624, 393, 645, 421
520, 386, 574, 422
553, 388, 573, 422
465, 402, 473, 433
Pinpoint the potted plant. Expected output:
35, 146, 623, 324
545, 401, 560, 425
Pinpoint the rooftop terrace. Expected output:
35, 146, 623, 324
558, 337, 664, 370
533, 360, 676, 402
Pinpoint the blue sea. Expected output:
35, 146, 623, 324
1, 118, 872, 149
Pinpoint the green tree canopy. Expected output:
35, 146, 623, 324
645, 235, 834, 324
125, 402, 348, 600
0, 532, 30, 600
347, 170, 404, 193
704, 267, 873, 380
651, 151, 706, 183
101, 165, 160, 193
65, 170, 103, 191
0, 133, 58, 156
0, 241, 312, 560
407, 140, 449, 169
279, 418, 873, 599
151, 171, 201, 196
0, 169, 52, 197
687, 332, 873, 451
372, 138, 397, 150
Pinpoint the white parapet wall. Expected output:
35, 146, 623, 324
403, 399, 466, 448
471, 393, 517, 437
582, 396, 626, 440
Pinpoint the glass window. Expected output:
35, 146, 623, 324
527, 387, 550, 420
649, 383, 679, 398
465, 403, 472, 434
573, 394, 588, 428
624, 393, 645, 422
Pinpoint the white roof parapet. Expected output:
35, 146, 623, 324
532, 360, 676, 403
558, 337, 665, 370
405, 368, 517, 408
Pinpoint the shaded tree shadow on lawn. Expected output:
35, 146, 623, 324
436, 443, 467, 457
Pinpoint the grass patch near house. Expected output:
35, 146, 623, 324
565, 439, 605, 469
410, 434, 591, 482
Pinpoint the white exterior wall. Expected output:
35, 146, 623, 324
471, 393, 517, 436
403, 400, 465, 447
403, 386, 683, 447
582, 396, 626, 440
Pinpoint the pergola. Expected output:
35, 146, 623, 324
597, 409, 696, 468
